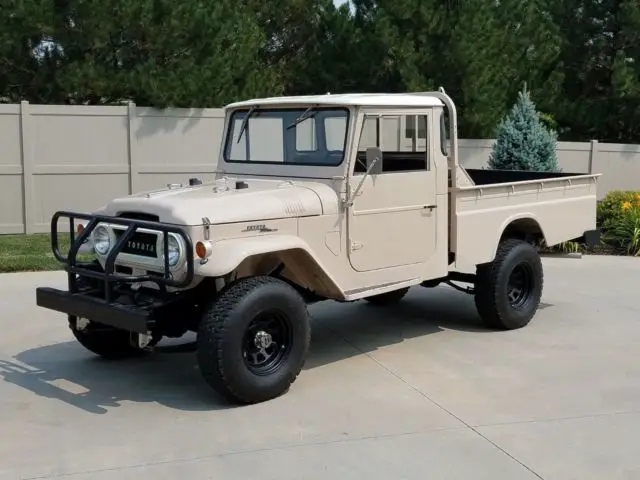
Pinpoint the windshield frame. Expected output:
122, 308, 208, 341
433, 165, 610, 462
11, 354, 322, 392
222, 106, 351, 168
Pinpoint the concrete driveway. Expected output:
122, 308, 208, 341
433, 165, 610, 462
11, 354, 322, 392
1, 255, 639, 480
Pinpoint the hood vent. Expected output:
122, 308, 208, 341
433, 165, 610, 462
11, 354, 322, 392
117, 211, 160, 222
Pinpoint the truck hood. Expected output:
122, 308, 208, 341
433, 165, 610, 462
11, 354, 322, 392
97, 178, 329, 225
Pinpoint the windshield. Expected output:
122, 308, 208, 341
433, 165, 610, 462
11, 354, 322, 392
223, 107, 349, 166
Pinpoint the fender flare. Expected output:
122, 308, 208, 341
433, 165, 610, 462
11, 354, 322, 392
195, 234, 343, 294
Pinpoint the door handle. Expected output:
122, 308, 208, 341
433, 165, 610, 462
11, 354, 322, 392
424, 205, 437, 211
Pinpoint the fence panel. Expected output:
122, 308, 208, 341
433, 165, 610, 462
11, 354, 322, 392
1, 102, 639, 234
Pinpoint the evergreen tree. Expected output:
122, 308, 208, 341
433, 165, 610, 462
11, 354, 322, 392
0, 0, 61, 103
1, 0, 639, 143
488, 86, 560, 172
349, 0, 562, 139
10, 0, 283, 107
245, 0, 365, 96
545, 0, 640, 143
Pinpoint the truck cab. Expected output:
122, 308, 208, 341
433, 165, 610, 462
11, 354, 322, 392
35, 89, 600, 405
213, 92, 454, 297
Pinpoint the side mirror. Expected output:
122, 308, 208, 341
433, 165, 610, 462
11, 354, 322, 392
365, 146, 383, 174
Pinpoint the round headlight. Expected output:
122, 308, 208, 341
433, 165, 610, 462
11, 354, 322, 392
167, 235, 181, 267
93, 226, 111, 255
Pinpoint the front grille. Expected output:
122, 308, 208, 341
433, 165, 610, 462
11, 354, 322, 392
114, 230, 158, 258
113, 212, 161, 258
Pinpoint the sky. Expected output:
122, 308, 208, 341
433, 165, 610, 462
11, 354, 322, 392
334, 0, 354, 12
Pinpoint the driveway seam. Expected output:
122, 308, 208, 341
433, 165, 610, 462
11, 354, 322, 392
315, 316, 546, 480
472, 409, 640, 429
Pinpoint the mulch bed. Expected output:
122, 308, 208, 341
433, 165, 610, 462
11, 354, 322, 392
539, 241, 631, 257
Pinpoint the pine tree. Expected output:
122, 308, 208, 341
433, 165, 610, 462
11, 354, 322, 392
488, 86, 560, 172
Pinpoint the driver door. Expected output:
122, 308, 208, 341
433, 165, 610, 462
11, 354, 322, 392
347, 111, 438, 272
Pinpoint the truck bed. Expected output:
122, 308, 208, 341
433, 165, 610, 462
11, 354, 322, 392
451, 166, 600, 272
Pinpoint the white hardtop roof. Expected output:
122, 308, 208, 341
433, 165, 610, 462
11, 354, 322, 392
225, 92, 444, 109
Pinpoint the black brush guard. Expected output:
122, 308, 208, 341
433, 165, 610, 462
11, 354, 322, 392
35, 211, 195, 334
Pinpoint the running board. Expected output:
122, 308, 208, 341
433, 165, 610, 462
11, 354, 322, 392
343, 279, 421, 301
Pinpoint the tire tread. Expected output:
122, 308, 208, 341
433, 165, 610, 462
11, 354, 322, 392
197, 276, 310, 404
474, 238, 544, 330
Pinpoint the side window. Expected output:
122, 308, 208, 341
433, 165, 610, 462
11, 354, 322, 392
355, 113, 430, 174
439, 110, 449, 156
405, 115, 427, 140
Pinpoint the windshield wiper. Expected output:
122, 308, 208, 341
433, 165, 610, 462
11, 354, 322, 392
237, 105, 258, 143
286, 106, 317, 129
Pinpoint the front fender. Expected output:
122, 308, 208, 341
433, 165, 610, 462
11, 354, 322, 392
194, 234, 340, 288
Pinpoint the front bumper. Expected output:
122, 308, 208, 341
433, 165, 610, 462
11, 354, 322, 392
36, 210, 196, 333
36, 287, 151, 333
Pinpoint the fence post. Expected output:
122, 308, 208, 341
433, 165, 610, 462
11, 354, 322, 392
588, 139, 599, 174
19, 101, 35, 234
127, 102, 139, 194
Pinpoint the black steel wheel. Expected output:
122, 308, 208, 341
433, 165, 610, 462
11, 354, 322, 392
506, 262, 535, 309
197, 276, 311, 404
474, 238, 544, 330
242, 310, 293, 375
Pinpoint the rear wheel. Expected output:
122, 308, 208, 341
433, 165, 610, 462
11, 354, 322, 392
364, 287, 410, 306
197, 276, 311, 404
474, 239, 543, 330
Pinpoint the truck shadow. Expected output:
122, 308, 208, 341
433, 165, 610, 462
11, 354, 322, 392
304, 286, 488, 369
0, 286, 551, 414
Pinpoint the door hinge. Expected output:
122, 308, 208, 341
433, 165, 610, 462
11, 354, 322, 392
350, 240, 363, 251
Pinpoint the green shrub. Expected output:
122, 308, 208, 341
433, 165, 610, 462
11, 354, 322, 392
538, 112, 558, 132
556, 240, 582, 253
602, 192, 640, 256
597, 190, 640, 232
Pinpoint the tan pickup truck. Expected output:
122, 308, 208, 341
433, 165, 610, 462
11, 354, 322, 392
36, 89, 600, 404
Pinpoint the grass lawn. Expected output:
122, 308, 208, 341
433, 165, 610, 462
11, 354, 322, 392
0, 234, 88, 273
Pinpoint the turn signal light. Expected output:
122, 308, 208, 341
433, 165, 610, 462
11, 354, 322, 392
195, 241, 213, 259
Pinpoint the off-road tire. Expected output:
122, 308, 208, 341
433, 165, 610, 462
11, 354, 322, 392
364, 287, 410, 306
474, 238, 544, 330
69, 316, 151, 359
197, 276, 311, 404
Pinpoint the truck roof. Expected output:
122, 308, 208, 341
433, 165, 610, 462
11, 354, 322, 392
225, 93, 445, 109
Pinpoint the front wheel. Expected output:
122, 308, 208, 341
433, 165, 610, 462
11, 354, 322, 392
197, 276, 311, 404
474, 239, 544, 330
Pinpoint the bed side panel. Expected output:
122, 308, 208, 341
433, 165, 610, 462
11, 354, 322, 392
453, 176, 598, 272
